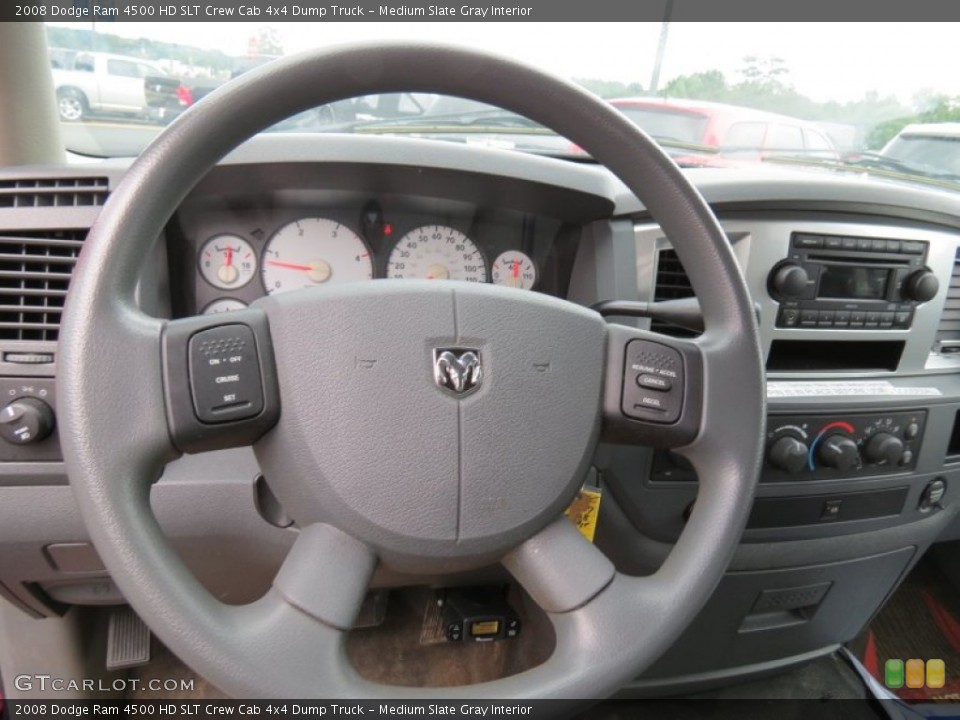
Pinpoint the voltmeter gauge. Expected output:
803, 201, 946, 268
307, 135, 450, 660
199, 235, 257, 290
491, 250, 537, 290
202, 298, 247, 315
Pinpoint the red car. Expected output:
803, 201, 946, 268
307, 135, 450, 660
609, 97, 838, 165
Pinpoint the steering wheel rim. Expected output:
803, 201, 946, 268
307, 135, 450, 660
58, 42, 765, 700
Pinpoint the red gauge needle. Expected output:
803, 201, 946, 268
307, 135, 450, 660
513, 261, 520, 279
266, 260, 313, 271
225, 247, 233, 267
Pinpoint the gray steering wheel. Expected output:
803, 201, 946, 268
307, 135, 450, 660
58, 43, 764, 699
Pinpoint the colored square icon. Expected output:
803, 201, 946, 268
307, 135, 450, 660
927, 659, 946, 689
906, 658, 925, 688
885, 659, 904, 688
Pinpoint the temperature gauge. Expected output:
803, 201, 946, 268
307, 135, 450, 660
491, 250, 537, 290
199, 235, 257, 290
202, 298, 247, 315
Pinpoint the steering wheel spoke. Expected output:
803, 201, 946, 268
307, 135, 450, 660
160, 308, 281, 453
503, 516, 615, 614
600, 323, 704, 449
272, 523, 377, 630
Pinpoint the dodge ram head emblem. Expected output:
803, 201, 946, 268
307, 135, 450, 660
433, 348, 483, 397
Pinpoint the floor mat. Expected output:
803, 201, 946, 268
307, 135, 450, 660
859, 555, 960, 701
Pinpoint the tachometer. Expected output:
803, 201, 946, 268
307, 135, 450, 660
386, 225, 486, 282
261, 218, 373, 295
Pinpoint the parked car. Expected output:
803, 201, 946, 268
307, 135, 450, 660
609, 97, 838, 163
881, 123, 960, 179
50, 49, 191, 123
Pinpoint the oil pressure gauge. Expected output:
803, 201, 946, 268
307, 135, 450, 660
202, 298, 247, 315
199, 235, 257, 290
491, 250, 537, 290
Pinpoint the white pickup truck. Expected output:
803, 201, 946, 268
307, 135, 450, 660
51, 49, 187, 123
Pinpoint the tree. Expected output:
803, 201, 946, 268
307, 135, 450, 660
662, 70, 726, 101
252, 26, 284, 56
575, 78, 644, 99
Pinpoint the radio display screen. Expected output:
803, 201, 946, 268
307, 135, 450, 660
818, 265, 889, 300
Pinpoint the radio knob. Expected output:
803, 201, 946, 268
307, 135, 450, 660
864, 432, 905, 466
902, 269, 939, 303
0, 397, 54, 445
817, 435, 860, 471
770, 263, 810, 298
768, 436, 809, 474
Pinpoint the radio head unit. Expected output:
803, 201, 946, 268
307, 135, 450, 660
770, 233, 938, 329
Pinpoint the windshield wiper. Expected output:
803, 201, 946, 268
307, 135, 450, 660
353, 108, 549, 133
763, 152, 960, 191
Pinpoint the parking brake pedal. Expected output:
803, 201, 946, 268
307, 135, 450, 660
106, 605, 151, 670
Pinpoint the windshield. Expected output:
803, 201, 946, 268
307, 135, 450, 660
44, 20, 960, 191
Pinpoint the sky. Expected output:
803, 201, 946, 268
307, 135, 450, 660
48, 21, 959, 105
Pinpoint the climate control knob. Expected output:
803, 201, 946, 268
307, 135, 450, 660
0, 397, 54, 445
817, 434, 860, 471
770, 263, 810, 298
902, 269, 939, 303
768, 436, 809, 474
864, 432, 905, 466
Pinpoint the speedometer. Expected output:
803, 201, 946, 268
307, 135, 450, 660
386, 225, 486, 282
261, 218, 373, 295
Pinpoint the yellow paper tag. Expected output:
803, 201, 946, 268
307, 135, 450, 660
565, 488, 602, 542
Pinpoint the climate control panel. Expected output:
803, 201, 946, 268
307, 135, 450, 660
764, 410, 926, 482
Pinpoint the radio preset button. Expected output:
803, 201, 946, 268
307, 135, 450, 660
800, 310, 818, 327
894, 311, 912, 328
817, 311, 835, 327
834, 311, 851, 327
870, 239, 887, 252
901, 241, 925, 255
849, 312, 866, 327
864, 312, 881, 328
794, 235, 822, 249
857, 238, 872, 251
885, 240, 902, 253
841, 237, 858, 250
824, 237, 843, 250
879, 312, 895, 329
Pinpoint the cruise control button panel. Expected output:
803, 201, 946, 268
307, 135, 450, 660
189, 325, 264, 423
161, 309, 280, 454
622, 340, 684, 424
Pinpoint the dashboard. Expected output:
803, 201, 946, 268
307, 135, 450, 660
168, 166, 581, 318
3, 134, 960, 694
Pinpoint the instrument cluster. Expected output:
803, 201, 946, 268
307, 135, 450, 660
179, 197, 568, 317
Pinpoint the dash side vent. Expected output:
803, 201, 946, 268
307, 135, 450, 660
652, 247, 697, 337
0, 229, 86, 342
0, 178, 108, 208
935, 250, 960, 353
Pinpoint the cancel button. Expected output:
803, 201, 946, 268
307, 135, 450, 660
637, 374, 672, 392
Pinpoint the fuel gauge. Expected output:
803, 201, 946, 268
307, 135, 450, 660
491, 250, 537, 290
199, 234, 257, 290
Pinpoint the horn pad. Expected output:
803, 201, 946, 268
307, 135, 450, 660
253, 281, 605, 572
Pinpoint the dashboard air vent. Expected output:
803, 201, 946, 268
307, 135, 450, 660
0, 178, 108, 208
0, 230, 85, 342
653, 247, 697, 336
936, 250, 960, 353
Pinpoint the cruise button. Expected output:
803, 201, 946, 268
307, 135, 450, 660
638, 374, 672, 392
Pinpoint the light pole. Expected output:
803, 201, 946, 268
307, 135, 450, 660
649, 0, 674, 95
